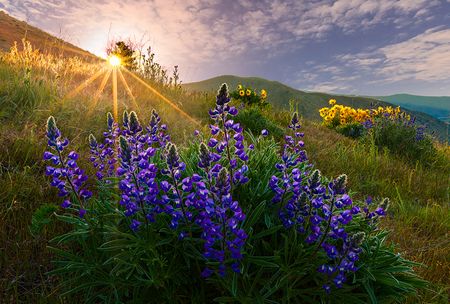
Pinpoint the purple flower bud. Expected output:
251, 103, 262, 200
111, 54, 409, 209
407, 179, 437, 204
208, 138, 219, 148
61, 200, 71, 208
210, 125, 220, 135
224, 120, 234, 129
68, 151, 79, 160
43, 151, 53, 160
229, 107, 238, 116
128, 219, 140, 231
79, 209, 86, 218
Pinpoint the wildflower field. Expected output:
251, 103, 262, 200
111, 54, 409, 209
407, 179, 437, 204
0, 42, 449, 304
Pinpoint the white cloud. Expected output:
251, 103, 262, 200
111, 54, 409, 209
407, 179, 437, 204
1, 0, 448, 84
307, 26, 450, 93
306, 82, 352, 93
335, 27, 450, 82
378, 27, 450, 81
2, 0, 442, 56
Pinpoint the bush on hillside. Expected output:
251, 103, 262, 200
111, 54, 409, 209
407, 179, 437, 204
233, 107, 284, 139
36, 84, 426, 303
320, 99, 437, 164
230, 84, 268, 108
336, 122, 366, 139
367, 116, 437, 164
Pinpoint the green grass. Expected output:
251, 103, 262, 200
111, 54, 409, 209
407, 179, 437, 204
0, 53, 449, 303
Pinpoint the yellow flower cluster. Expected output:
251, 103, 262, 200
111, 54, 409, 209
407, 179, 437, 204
319, 99, 408, 126
371, 106, 409, 120
236, 84, 267, 99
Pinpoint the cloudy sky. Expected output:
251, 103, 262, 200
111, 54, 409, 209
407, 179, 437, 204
1, 0, 450, 95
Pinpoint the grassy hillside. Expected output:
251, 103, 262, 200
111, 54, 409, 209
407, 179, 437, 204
183, 75, 448, 142
377, 94, 450, 121
0, 10, 98, 60
0, 41, 448, 302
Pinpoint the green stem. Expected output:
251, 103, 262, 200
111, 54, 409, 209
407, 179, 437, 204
221, 112, 234, 191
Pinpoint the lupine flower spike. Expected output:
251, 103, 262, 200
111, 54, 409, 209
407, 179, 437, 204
44, 116, 91, 217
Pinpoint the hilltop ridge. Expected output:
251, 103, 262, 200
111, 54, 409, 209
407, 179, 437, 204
0, 10, 98, 60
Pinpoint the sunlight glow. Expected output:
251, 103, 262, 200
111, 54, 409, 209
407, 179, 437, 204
109, 55, 121, 67
65, 68, 105, 99
122, 68, 201, 126
112, 69, 118, 122
62, 58, 199, 128
88, 70, 111, 116
118, 68, 140, 110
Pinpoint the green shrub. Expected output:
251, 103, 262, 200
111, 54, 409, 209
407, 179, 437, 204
367, 117, 437, 164
336, 122, 366, 139
233, 107, 284, 139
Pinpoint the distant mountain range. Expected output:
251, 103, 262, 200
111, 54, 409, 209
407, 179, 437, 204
183, 75, 448, 141
376, 94, 449, 121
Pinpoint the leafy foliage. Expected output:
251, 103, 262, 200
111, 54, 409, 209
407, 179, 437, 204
367, 117, 437, 164
109, 41, 137, 70
336, 122, 366, 139
233, 107, 284, 139
30, 203, 58, 236
230, 84, 268, 108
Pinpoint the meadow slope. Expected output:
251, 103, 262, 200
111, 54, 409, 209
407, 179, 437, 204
0, 42, 449, 302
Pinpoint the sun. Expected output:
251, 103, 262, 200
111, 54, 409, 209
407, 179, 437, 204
108, 55, 121, 67
64, 51, 200, 126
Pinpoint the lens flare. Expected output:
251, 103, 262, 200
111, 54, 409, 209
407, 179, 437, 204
109, 55, 121, 67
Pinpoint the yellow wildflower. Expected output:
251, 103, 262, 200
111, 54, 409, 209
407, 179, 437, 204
261, 89, 267, 99
246, 89, 251, 96
239, 90, 245, 97
319, 107, 329, 117
329, 99, 336, 105
237, 84, 243, 90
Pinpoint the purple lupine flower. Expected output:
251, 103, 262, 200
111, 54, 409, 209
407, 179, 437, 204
115, 110, 174, 231
130, 219, 142, 231
364, 197, 389, 222
261, 129, 268, 136
44, 116, 91, 217
89, 112, 118, 182
160, 142, 202, 235
146, 109, 170, 148
61, 200, 71, 208
207, 83, 249, 188
198, 167, 247, 277
268, 111, 372, 293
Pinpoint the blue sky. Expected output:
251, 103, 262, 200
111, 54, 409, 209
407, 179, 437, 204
1, 0, 450, 96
